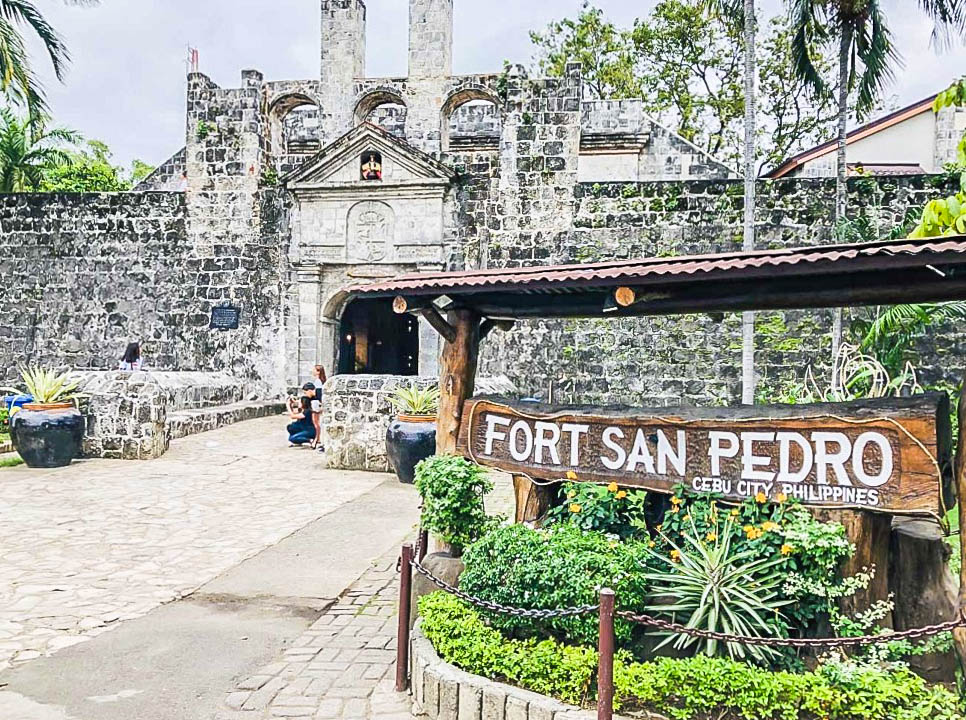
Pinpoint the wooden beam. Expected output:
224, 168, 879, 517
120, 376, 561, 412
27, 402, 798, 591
436, 309, 480, 455
419, 306, 457, 343
614, 286, 636, 307
953, 378, 966, 674
479, 318, 515, 340
513, 475, 557, 524
392, 296, 409, 314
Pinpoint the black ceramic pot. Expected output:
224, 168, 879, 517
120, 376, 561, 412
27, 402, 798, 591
10, 404, 84, 468
386, 415, 437, 484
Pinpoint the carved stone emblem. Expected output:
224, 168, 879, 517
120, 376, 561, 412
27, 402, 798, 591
347, 201, 394, 262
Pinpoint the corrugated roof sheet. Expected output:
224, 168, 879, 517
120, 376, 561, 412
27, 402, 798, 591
350, 237, 966, 296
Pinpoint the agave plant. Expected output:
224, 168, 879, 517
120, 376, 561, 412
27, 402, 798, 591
391, 385, 440, 416
644, 515, 792, 663
2, 366, 83, 405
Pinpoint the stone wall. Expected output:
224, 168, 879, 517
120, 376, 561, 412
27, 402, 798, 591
134, 148, 187, 191
321, 374, 516, 471
75, 370, 284, 459
0, 192, 189, 379
478, 173, 962, 407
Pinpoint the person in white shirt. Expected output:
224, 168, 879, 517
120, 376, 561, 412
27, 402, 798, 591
310, 365, 327, 451
118, 342, 144, 371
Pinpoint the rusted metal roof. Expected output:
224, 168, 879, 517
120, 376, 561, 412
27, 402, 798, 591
349, 236, 966, 318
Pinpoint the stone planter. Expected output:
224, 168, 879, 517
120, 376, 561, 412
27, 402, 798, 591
386, 414, 437, 484
10, 403, 84, 468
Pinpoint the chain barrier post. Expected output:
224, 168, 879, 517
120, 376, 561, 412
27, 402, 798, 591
597, 588, 615, 720
418, 528, 429, 563
396, 542, 414, 692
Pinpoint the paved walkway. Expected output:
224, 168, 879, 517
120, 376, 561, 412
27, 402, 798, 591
0, 416, 385, 669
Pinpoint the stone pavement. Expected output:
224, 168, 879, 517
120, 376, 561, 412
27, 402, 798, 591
218, 472, 515, 720
0, 415, 385, 670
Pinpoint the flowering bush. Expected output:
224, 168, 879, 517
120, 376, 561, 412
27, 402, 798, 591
458, 523, 651, 646
545, 479, 648, 538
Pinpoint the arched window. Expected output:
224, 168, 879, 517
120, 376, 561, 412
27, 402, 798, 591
441, 88, 501, 151
360, 151, 383, 181
354, 90, 407, 139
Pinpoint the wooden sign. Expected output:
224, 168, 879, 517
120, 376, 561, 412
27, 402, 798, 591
210, 305, 241, 331
457, 395, 953, 518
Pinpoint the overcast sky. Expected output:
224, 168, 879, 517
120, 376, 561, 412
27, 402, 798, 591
26, 0, 966, 169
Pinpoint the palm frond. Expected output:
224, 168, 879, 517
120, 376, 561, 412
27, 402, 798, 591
0, 0, 69, 80
787, 0, 828, 95
916, 0, 966, 48
852, 1, 899, 116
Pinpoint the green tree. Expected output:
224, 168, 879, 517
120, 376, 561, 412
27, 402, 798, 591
0, 0, 97, 117
41, 139, 130, 191
129, 158, 154, 185
0, 107, 76, 191
529, 3, 837, 172
529, 1, 637, 100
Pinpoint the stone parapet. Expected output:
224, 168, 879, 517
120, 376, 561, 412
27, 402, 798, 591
74, 371, 282, 459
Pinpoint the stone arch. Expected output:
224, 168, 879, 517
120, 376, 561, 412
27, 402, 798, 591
268, 93, 320, 159
441, 86, 502, 151
353, 88, 407, 139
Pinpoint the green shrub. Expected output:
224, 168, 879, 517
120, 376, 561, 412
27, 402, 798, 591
459, 524, 650, 645
545, 481, 648, 538
419, 594, 965, 720
413, 455, 495, 550
418, 592, 598, 706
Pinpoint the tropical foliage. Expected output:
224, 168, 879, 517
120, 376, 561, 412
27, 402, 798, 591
413, 454, 495, 550
2, 366, 83, 404
390, 385, 440, 416
545, 480, 648, 538
41, 139, 151, 192
0, 107, 76, 191
0, 0, 98, 116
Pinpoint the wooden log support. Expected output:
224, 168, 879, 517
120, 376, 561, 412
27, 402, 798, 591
396, 542, 414, 692
953, 380, 966, 675
614, 286, 636, 308
597, 588, 616, 720
479, 318, 515, 340
419, 306, 457, 344
512, 475, 557, 524
436, 309, 480, 455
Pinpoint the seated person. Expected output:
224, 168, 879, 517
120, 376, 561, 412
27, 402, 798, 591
286, 383, 317, 447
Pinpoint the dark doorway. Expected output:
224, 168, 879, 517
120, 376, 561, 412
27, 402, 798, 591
338, 298, 419, 375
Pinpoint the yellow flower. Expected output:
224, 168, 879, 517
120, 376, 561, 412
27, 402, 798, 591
567, 490, 576, 498
656, 525, 663, 532
569, 503, 582, 514
616, 490, 627, 499
761, 521, 779, 533
670, 496, 682, 505
730, 509, 739, 517
566, 470, 578, 480
755, 491, 767, 504
648, 540, 656, 548
607, 482, 619, 493
776, 492, 787, 504
744, 525, 763, 540
683, 514, 691, 522
670, 549, 680, 562
705, 532, 717, 542
671, 505, 680, 514
781, 544, 794, 556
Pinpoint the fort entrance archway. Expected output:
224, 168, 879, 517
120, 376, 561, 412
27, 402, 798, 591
337, 297, 419, 376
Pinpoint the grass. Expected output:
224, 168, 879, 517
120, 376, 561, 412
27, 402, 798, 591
0, 453, 23, 468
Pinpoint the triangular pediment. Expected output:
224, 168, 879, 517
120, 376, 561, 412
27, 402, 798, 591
284, 123, 456, 190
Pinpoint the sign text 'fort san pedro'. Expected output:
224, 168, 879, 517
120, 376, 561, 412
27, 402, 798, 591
457, 396, 953, 518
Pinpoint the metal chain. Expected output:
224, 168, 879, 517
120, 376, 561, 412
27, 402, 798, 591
616, 609, 966, 648
410, 556, 599, 619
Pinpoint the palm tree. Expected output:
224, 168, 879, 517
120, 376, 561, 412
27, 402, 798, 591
788, 0, 966, 357
0, 0, 97, 116
0, 107, 77, 191
705, 0, 758, 404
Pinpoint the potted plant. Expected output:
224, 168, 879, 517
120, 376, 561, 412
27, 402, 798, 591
386, 385, 439, 484
4, 367, 85, 468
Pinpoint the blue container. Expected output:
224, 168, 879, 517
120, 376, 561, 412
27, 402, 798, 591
2, 395, 33, 413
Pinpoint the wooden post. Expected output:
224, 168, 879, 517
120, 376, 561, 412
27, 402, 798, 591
396, 542, 414, 692
436, 309, 480, 455
952, 380, 966, 674
597, 588, 615, 720
513, 475, 557, 524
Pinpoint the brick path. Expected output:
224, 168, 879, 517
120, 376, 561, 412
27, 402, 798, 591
219, 471, 515, 720
221, 554, 409, 720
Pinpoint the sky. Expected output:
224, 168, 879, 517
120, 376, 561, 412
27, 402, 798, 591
24, 0, 966, 169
